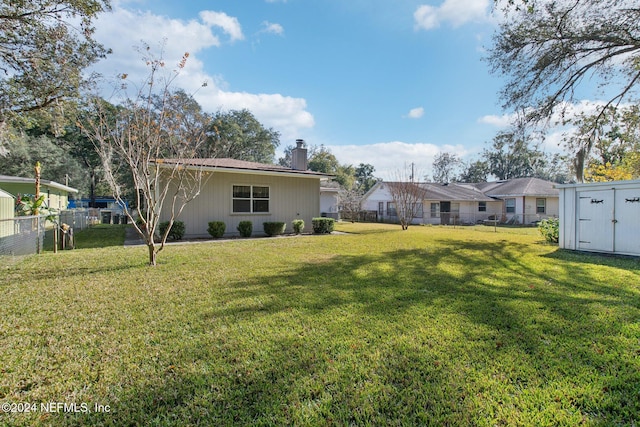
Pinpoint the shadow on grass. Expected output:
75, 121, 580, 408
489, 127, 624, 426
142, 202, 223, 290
52, 238, 640, 426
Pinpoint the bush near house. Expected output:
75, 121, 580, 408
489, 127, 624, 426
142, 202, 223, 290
207, 221, 226, 238
263, 222, 286, 237
158, 220, 185, 240
538, 217, 559, 243
237, 221, 252, 237
292, 219, 305, 234
312, 217, 335, 234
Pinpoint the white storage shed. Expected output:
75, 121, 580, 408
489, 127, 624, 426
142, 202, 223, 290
557, 180, 640, 256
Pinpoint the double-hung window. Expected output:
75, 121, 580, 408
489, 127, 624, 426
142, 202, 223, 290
232, 185, 270, 213
478, 201, 487, 212
387, 202, 397, 216
536, 198, 546, 214
505, 198, 516, 214
430, 203, 440, 218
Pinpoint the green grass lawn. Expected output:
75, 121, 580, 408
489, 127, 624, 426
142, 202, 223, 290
1, 223, 639, 426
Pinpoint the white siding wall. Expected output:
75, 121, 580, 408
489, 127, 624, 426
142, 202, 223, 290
559, 180, 640, 256
160, 170, 321, 238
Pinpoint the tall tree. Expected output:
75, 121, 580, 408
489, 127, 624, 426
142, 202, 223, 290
0, 131, 89, 194
354, 163, 379, 192
488, 1, 640, 131
431, 152, 461, 184
564, 105, 640, 181
206, 109, 279, 163
0, 0, 111, 149
82, 49, 210, 266
457, 160, 489, 183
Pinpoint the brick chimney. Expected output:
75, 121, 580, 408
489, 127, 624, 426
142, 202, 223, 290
291, 139, 308, 170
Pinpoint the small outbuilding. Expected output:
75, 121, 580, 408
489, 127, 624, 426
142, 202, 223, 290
0, 189, 15, 238
557, 179, 640, 256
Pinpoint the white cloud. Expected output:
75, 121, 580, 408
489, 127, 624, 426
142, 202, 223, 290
478, 113, 513, 127
199, 11, 244, 41
414, 0, 491, 30
91, 5, 314, 147
325, 141, 469, 180
406, 107, 424, 119
261, 21, 284, 35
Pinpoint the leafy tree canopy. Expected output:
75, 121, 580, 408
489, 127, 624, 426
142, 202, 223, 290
206, 109, 279, 164
0, 0, 111, 137
489, 0, 640, 130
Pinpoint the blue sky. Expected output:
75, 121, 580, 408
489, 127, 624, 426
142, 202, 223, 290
90, 0, 556, 179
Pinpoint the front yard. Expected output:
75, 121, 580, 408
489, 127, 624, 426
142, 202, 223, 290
1, 223, 639, 426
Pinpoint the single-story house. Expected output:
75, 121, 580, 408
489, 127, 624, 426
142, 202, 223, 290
0, 174, 79, 211
154, 142, 332, 238
362, 177, 559, 225
557, 179, 640, 256
320, 182, 341, 220
474, 177, 559, 225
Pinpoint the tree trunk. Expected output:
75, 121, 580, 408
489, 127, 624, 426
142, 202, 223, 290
147, 243, 157, 266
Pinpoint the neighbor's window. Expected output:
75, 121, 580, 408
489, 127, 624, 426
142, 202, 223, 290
505, 198, 516, 214
478, 201, 486, 212
536, 198, 546, 214
378, 202, 384, 216
232, 185, 269, 213
414, 203, 424, 218
387, 202, 397, 216
430, 202, 440, 218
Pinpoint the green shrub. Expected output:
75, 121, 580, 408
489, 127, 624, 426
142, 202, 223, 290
538, 217, 559, 244
292, 219, 305, 235
207, 221, 226, 238
159, 220, 185, 240
312, 217, 335, 234
263, 222, 286, 236
237, 221, 253, 238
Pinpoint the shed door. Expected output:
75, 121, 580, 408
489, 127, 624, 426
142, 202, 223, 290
577, 190, 614, 252
614, 188, 640, 255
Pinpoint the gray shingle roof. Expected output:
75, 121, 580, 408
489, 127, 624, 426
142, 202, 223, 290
475, 177, 559, 197
153, 158, 331, 177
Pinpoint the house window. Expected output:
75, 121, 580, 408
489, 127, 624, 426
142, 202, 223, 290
430, 203, 440, 218
536, 198, 546, 214
505, 198, 516, 214
232, 185, 269, 213
414, 203, 424, 218
387, 202, 397, 216
478, 201, 486, 212
378, 202, 384, 216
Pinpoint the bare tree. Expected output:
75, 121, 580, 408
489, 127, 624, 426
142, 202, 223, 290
81, 47, 210, 265
387, 165, 426, 230
339, 187, 364, 222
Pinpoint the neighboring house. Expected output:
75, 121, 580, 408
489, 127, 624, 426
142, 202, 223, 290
0, 175, 79, 211
557, 179, 640, 256
154, 143, 331, 238
362, 177, 559, 225
475, 177, 559, 225
320, 183, 341, 220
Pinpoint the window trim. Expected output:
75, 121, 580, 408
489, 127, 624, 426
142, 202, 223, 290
478, 201, 487, 212
536, 198, 546, 214
232, 184, 271, 214
430, 202, 440, 218
505, 198, 516, 214
387, 201, 397, 217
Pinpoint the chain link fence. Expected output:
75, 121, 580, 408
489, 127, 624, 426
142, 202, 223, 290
0, 210, 92, 259
0, 215, 47, 257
